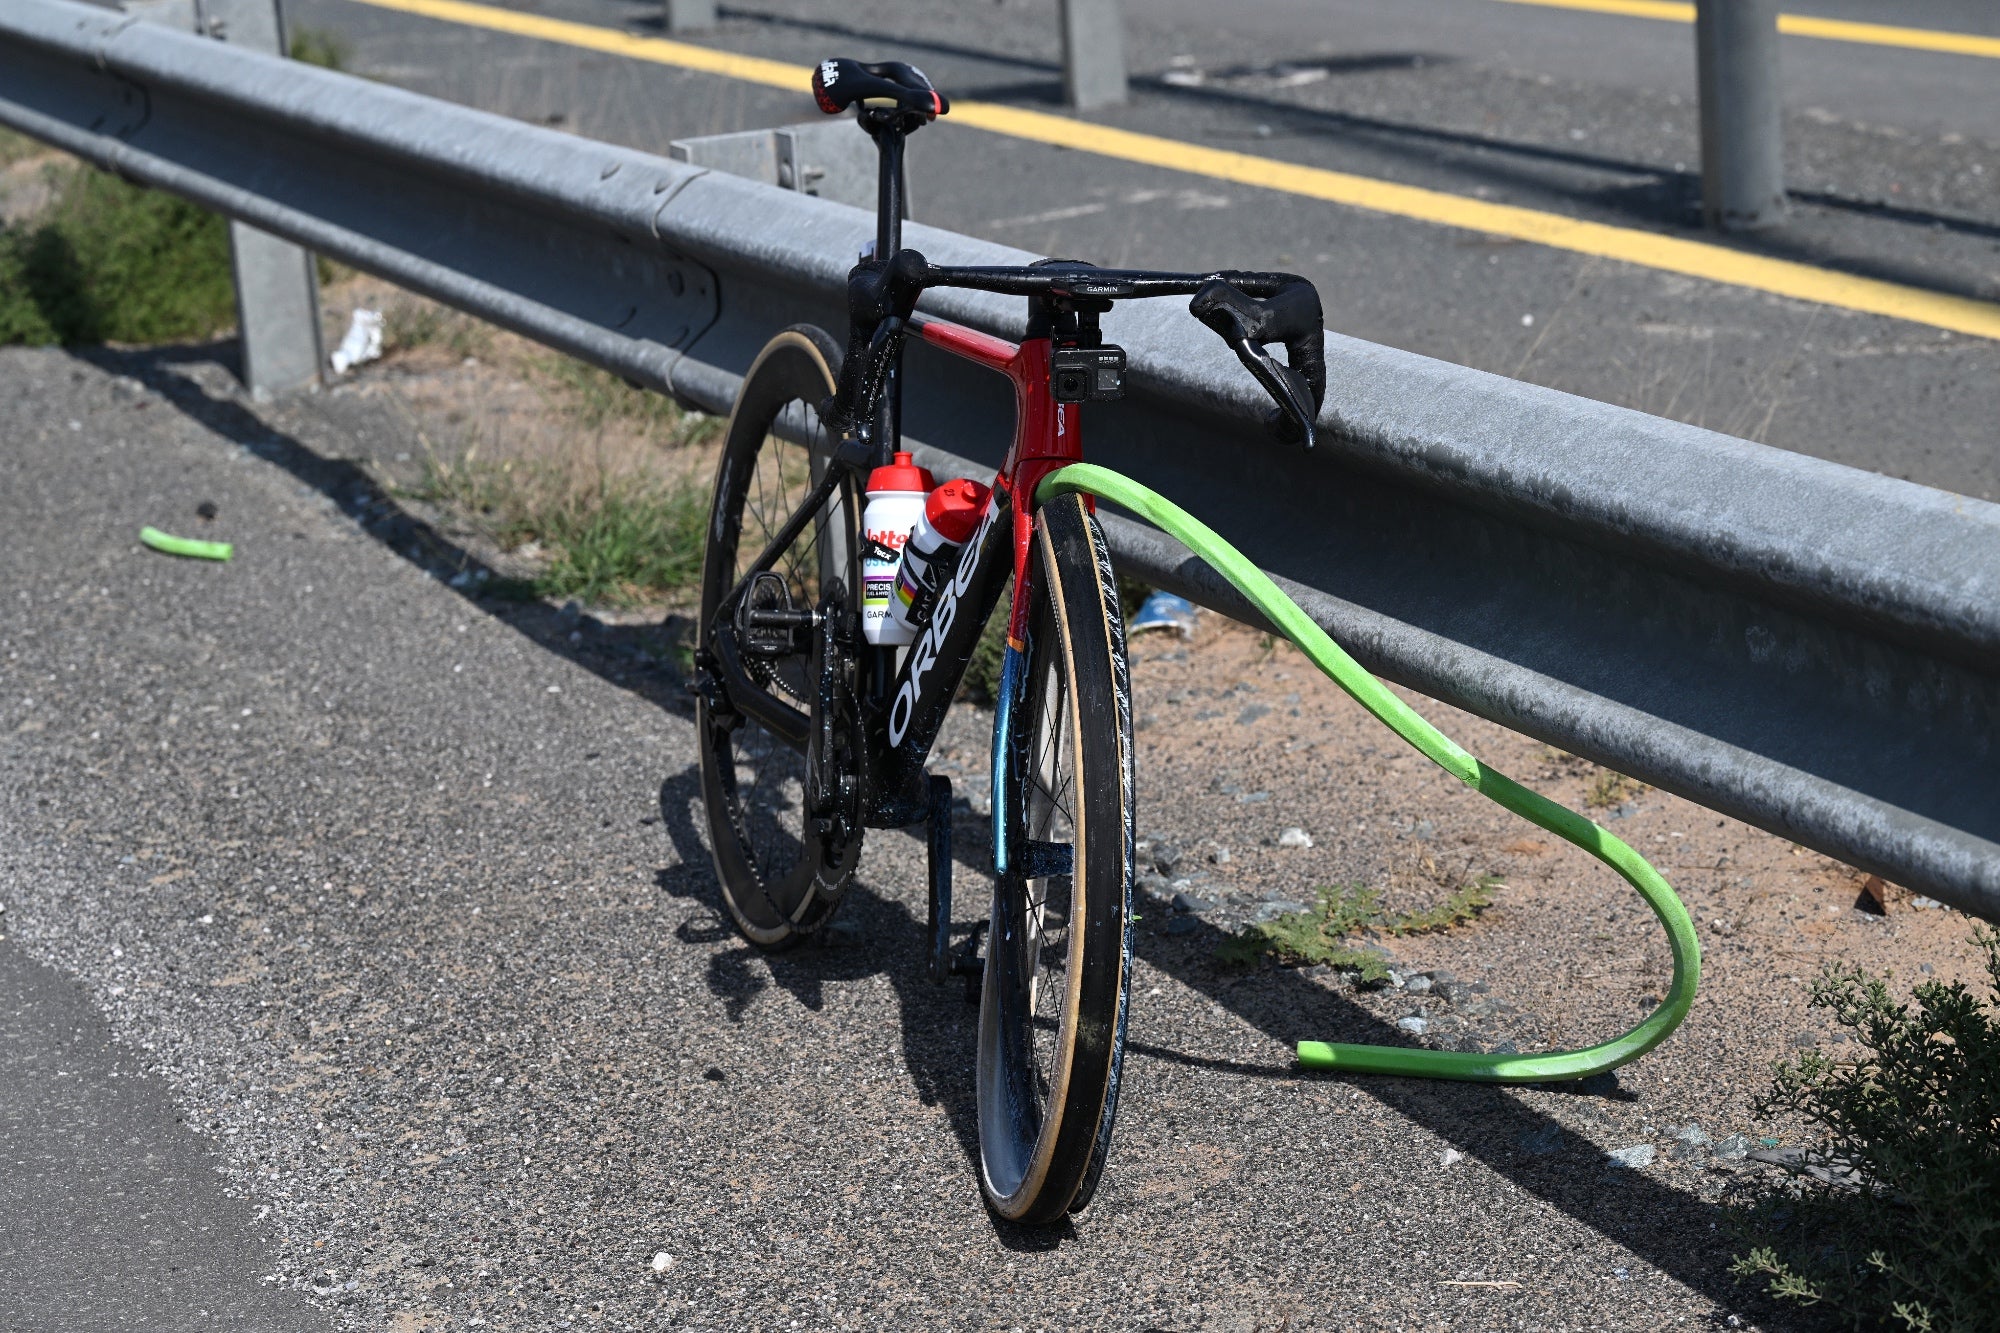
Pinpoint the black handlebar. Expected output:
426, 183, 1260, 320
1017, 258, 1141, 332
809, 51, 1326, 452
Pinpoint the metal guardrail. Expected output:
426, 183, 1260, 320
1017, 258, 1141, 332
3, 0, 1996, 919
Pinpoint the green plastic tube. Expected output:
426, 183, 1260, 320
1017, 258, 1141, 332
1035, 463, 1698, 1084
140, 527, 233, 561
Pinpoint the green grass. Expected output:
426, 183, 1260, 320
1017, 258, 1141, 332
1585, 769, 1648, 808
410, 449, 708, 607
958, 599, 1010, 704
536, 355, 706, 438
0, 164, 234, 346
1216, 876, 1501, 979
288, 27, 350, 70
533, 483, 707, 605
382, 299, 493, 360
1729, 928, 2000, 1331
0, 126, 46, 169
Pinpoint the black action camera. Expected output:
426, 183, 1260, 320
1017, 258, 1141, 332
1050, 344, 1126, 402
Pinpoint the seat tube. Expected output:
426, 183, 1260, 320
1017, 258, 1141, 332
876, 128, 907, 452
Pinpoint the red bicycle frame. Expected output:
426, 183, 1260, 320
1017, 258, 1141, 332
857, 313, 1092, 827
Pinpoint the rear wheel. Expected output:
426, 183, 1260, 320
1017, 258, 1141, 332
977, 492, 1134, 1222
695, 327, 863, 949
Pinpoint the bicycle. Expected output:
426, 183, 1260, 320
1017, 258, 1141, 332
694, 57, 1699, 1224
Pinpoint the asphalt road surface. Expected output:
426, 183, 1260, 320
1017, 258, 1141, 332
0, 343, 1807, 1330
283, 0, 2000, 498
8, 2, 1997, 1328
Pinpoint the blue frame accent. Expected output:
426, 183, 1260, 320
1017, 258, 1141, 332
988, 643, 1025, 875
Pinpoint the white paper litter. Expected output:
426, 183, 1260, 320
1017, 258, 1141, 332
329, 308, 385, 374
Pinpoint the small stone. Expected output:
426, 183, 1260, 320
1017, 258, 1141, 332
1911, 895, 1942, 909
1673, 1124, 1710, 1146
1397, 1016, 1429, 1035
1414, 819, 1435, 841
1164, 916, 1199, 936
1235, 790, 1271, 803
1209, 846, 1231, 865
1671, 1140, 1710, 1163
1606, 1144, 1656, 1169
1857, 874, 1909, 914
1137, 872, 1171, 896
1277, 827, 1314, 849
1519, 1125, 1561, 1156
1439, 1148, 1463, 1167
1171, 891, 1215, 915
1251, 900, 1311, 923
1713, 1134, 1751, 1162
1403, 974, 1433, 994
650, 1251, 674, 1274
1435, 979, 1472, 1003
1152, 842, 1183, 875
1236, 704, 1271, 725
1788, 1032, 1819, 1049
1298, 964, 1330, 980
557, 599, 583, 627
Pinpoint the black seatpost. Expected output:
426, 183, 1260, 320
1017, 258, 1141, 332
869, 118, 908, 460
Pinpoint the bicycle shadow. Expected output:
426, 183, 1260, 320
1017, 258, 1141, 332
67, 341, 695, 714
88, 339, 1776, 1295
652, 763, 1075, 1250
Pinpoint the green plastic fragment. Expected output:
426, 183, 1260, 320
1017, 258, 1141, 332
140, 527, 233, 561
1034, 462, 1699, 1086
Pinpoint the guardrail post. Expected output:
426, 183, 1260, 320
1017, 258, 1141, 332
663, 0, 716, 35
1694, 0, 1787, 231
1060, 0, 1128, 111
125, 0, 326, 396
202, 0, 326, 396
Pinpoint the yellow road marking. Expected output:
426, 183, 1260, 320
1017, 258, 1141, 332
1487, 0, 2000, 60
347, 0, 2000, 341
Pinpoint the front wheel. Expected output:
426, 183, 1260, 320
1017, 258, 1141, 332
977, 492, 1135, 1223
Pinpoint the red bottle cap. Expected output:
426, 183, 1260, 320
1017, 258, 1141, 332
925, 478, 991, 544
866, 451, 934, 495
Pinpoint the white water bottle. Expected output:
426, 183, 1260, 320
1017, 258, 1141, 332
859, 452, 933, 646
890, 478, 991, 635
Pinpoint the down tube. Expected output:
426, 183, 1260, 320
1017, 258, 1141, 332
870, 486, 1016, 809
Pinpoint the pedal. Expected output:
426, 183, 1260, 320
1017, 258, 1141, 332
736, 571, 810, 655
950, 919, 987, 1005
925, 773, 953, 984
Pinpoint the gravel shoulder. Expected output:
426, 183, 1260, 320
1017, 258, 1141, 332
0, 340, 1987, 1331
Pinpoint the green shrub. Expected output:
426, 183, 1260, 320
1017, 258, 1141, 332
1730, 928, 2000, 1331
288, 27, 350, 70
958, 599, 1010, 704
0, 165, 234, 345
1216, 876, 1500, 977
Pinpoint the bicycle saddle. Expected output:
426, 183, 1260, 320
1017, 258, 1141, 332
812, 57, 950, 119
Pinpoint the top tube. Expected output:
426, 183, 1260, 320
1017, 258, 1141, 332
926, 264, 1304, 303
